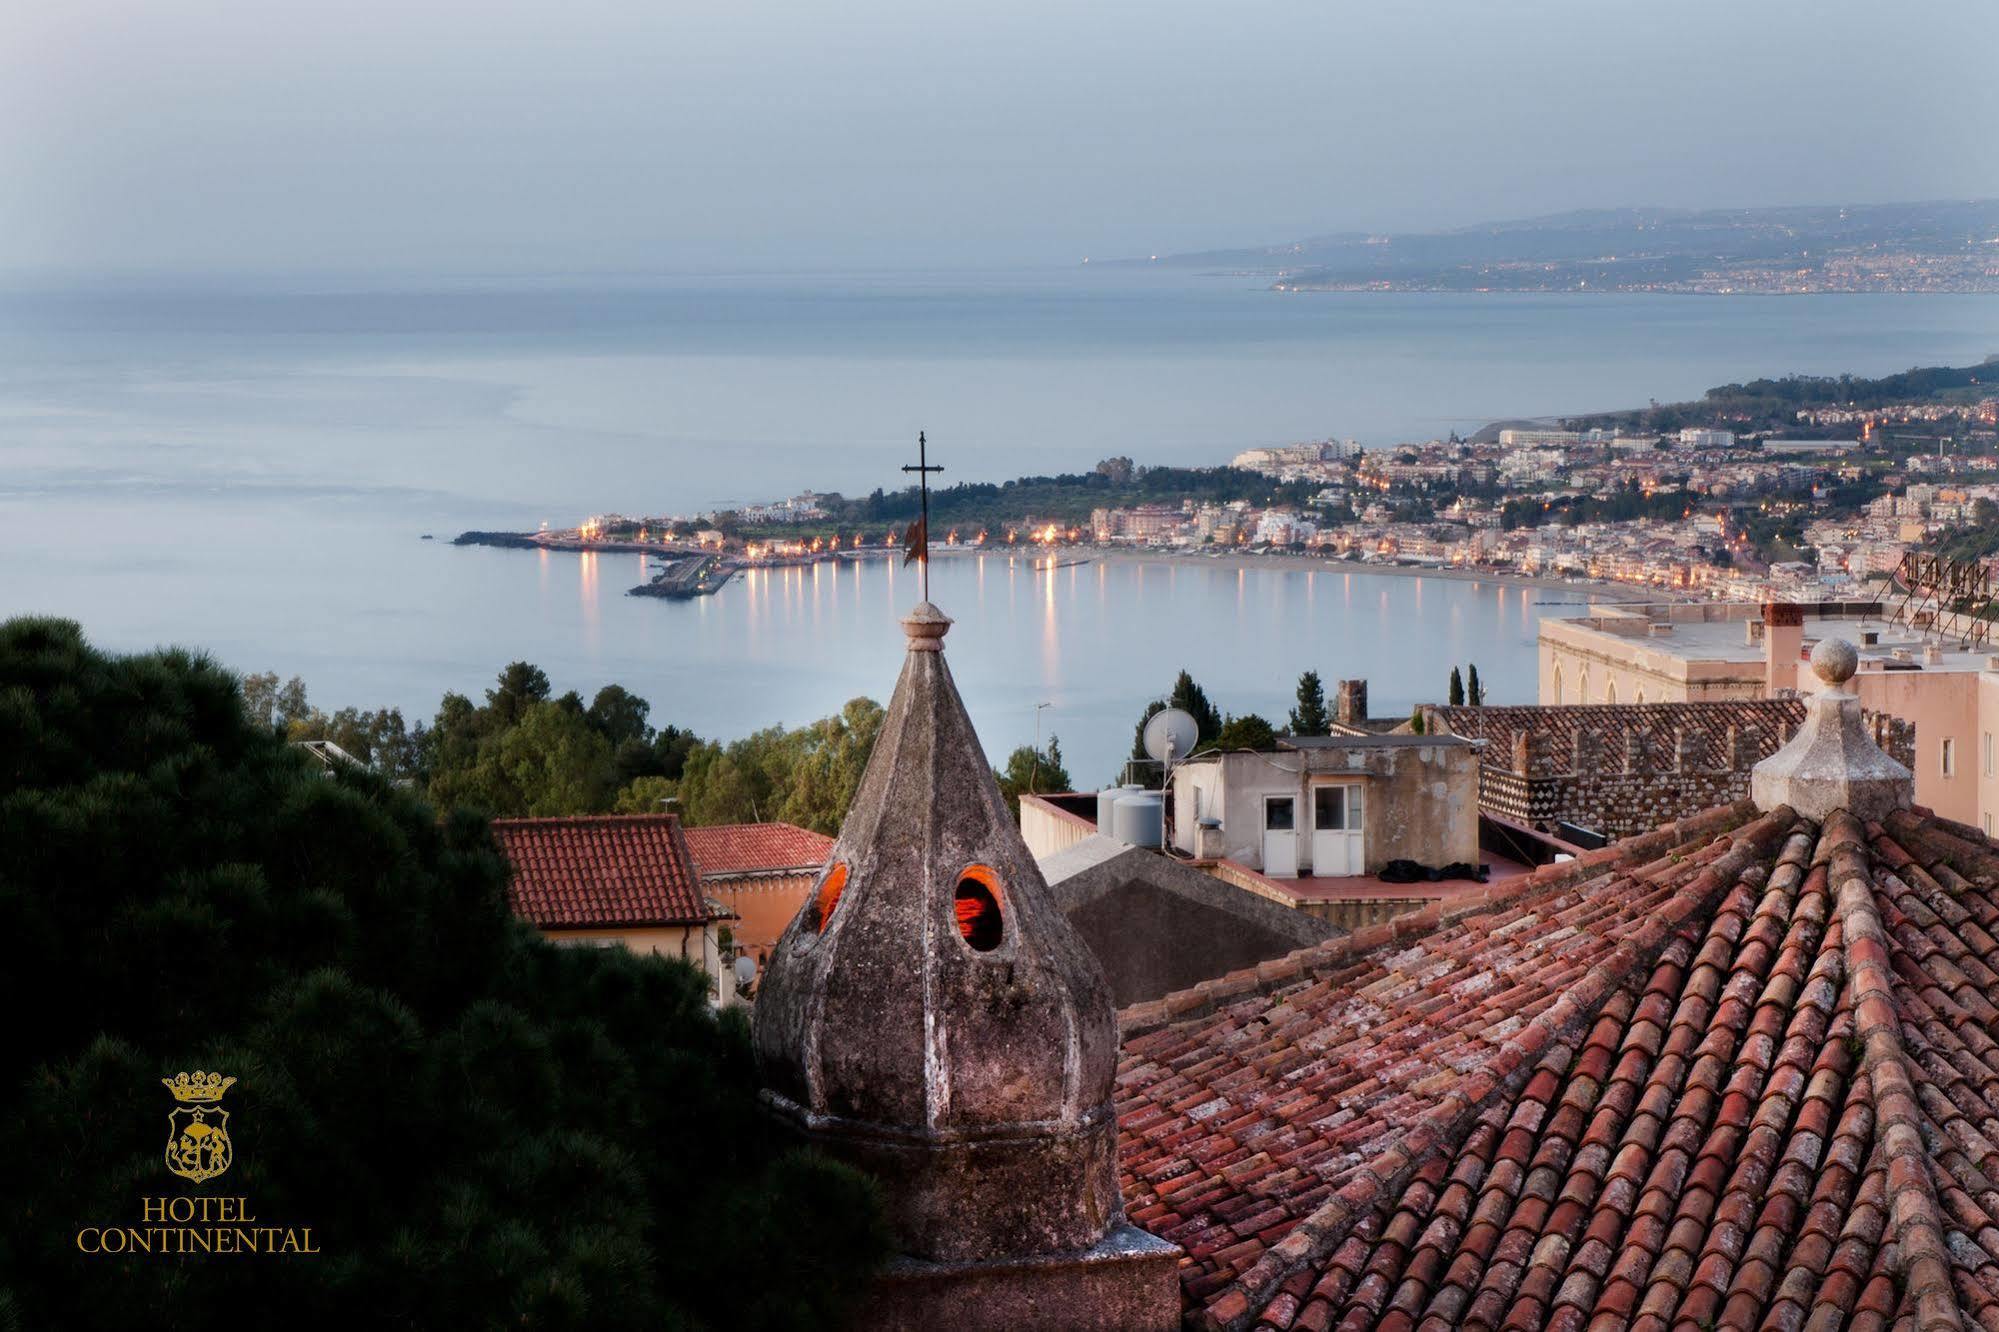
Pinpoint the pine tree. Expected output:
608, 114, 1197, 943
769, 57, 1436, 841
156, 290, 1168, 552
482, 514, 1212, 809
1467, 662, 1485, 706
1168, 670, 1224, 745
0, 617, 887, 1329
1288, 670, 1330, 735
1448, 666, 1465, 707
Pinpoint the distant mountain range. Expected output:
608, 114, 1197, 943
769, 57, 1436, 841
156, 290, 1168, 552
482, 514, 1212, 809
1121, 200, 1999, 293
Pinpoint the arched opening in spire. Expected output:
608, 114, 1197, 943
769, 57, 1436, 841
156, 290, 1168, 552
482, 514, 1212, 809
954, 865, 1004, 952
813, 862, 849, 933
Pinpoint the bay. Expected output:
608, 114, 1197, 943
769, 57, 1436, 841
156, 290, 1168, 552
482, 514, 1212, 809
2, 269, 1995, 780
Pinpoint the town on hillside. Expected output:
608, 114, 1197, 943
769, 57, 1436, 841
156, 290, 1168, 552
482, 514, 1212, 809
472, 358, 1999, 609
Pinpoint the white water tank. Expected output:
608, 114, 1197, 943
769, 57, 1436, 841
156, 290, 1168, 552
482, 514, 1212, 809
1112, 791, 1164, 849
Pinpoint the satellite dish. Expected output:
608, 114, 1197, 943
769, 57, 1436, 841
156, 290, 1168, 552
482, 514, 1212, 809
1143, 708, 1199, 764
733, 955, 758, 987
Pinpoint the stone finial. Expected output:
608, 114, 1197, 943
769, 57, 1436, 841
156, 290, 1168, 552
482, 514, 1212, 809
901, 600, 952, 652
1811, 636, 1857, 687
1751, 636, 1912, 822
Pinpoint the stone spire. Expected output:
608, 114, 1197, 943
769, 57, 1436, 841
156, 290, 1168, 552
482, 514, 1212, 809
754, 601, 1177, 1327
1750, 637, 1914, 822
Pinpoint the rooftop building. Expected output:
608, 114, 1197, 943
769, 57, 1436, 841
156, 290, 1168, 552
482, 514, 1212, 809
491, 812, 736, 1001
1540, 599, 1999, 831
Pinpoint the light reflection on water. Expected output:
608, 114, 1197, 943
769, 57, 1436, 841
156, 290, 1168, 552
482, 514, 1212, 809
2, 498, 1585, 784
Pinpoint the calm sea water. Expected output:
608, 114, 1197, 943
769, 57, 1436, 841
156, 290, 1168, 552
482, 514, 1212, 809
3, 270, 1995, 779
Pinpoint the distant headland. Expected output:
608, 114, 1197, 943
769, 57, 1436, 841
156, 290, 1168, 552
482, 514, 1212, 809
1110, 200, 1999, 294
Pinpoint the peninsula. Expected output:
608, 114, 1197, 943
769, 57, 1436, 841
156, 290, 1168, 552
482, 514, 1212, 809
1125, 200, 1999, 294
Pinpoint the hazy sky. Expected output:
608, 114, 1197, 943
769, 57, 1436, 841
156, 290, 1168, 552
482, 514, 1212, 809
4, 0, 1996, 278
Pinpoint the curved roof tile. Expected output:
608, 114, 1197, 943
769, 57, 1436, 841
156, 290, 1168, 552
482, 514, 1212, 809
1115, 800, 1999, 1330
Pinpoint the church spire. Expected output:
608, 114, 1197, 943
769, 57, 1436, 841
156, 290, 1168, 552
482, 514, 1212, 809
754, 509, 1178, 1323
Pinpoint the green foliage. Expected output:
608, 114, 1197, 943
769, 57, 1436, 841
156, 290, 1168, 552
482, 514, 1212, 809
406, 662, 873, 830
1129, 670, 1224, 773
748, 465, 1319, 540
613, 775, 677, 814
1287, 670, 1329, 736
1935, 498, 1999, 564
993, 737, 1072, 817
1214, 713, 1277, 751
1448, 667, 1465, 708
1466, 663, 1485, 707
241, 672, 422, 782
671, 698, 885, 834
0, 617, 887, 1330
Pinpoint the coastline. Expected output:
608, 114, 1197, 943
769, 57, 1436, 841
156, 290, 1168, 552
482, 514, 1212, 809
941, 545, 1654, 602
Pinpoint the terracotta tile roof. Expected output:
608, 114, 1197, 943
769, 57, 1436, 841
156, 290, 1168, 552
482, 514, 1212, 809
682, 821, 835, 879
1113, 798, 1999, 1330
491, 813, 710, 929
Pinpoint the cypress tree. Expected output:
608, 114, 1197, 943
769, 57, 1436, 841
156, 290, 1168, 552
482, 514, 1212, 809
1448, 666, 1465, 707
1467, 662, 1485, 706
1288, 670, 1330, 735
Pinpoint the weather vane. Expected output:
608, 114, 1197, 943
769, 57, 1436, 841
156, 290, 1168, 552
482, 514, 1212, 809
900, 431, 943, 601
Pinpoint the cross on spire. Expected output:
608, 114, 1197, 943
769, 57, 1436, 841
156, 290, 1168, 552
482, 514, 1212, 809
900, 430, 944, 601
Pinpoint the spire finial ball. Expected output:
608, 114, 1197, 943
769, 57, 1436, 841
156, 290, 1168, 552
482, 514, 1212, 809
1812, 637, 1858, 687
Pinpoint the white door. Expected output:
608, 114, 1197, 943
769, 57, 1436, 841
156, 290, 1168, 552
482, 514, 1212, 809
1311, 784, 1365, 876
1262, 795, 1299, 878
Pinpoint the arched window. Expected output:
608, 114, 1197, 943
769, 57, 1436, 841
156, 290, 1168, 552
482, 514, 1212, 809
812, 862, 849, 933
1552, 665, 1564, 704
954, 865, 1005, 952
1635, 687, 1647, 705
1579, 668, 1590, 705
1605, 680, 1618, 705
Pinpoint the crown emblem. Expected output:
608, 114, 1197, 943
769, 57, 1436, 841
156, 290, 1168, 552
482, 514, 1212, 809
162, 1070, 236, 1103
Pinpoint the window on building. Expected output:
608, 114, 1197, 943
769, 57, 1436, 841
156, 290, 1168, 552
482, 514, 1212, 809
1942, 737, 1956, 778
1552, 665, 1564, 703
1986, 731, 1994, 778
1605, 680, 1618, 705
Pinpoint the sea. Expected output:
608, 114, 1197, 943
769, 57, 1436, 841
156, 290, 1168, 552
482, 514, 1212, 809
3, 268, 1995, 782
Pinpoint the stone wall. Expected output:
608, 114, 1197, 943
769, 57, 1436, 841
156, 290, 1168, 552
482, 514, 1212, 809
1435, 703, 1916, 840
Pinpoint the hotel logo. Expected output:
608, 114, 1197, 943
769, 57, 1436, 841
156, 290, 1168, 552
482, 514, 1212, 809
161, 1070, 236, 1184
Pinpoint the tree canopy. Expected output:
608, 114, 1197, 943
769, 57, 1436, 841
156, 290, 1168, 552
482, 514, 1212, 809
993, 737, 1073, 817
1287, 671, 1330, 736
0, 618, 886, 1329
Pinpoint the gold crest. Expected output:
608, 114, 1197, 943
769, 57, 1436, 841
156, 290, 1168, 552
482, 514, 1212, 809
161, 1071, 236, 1184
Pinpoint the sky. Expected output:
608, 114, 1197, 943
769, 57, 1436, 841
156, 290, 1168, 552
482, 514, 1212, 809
3, 0, 1997, 279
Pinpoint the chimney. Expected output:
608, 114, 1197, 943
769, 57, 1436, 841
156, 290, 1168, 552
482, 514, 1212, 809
1511, 730, 1533, 776
1335, 679, 1368, 726
1762, 602, 1804, 697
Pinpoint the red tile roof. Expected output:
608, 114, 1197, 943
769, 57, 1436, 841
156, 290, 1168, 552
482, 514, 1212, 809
1114, 799, 1999, 1330
682, 821, 835, 879
491, 813, 711, 929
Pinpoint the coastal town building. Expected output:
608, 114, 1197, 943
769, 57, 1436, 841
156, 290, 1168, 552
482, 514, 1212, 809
681, 820, 833, 980
1497, 428, 1580, 447
491, 812, 736, 1002
1168, 733, 1480, 878
1539, 599, 1999, 830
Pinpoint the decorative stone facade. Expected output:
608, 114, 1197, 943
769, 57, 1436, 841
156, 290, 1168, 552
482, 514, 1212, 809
1426, 699, 1916, 841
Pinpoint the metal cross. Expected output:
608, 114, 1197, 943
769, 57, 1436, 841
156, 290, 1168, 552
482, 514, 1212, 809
900, 430, 944, 601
